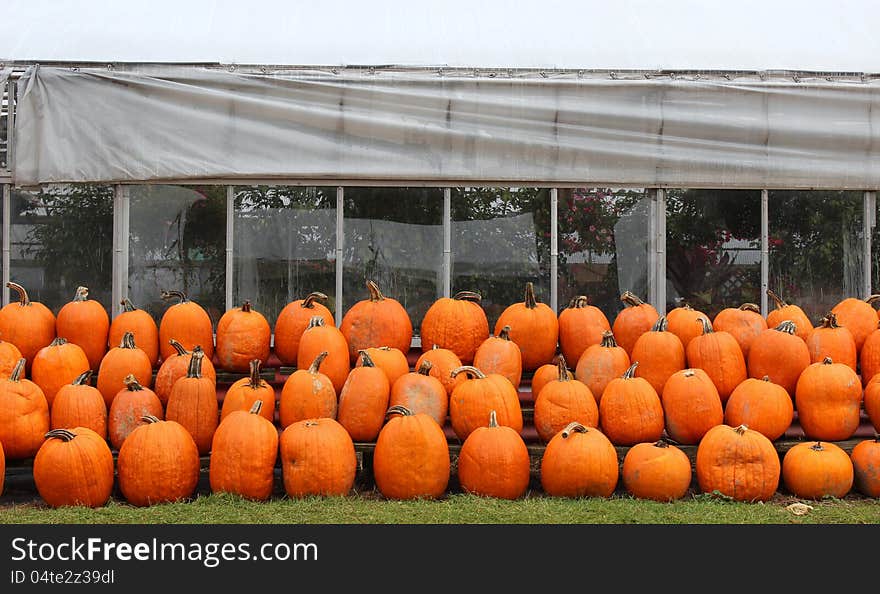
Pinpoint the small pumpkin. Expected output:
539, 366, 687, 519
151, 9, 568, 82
389, 360, 448, 427
158, 290, 215, 362
472, 325, 523, 389
851, 436, 880, 498
723, 376, 794, 442
782, 441, 853, 500
96, 331, 153, 407
766, 289, 812, 341
449, 366, 523, 441
712, 302, 767, 360
154, 341, 216, 406
660, 368, 723, 445
216, 300, 271, 373
610, 291, 659, 358
540, 422, 619, 498
279, 351, 337, 428
420, 291, 489, 364
805, 312, 857, 371
666, 302, 709, 351
273, 292, 335, 366
795, 357, 862, 442
336, 349, 391, 442
280, 417, 357, 497
354, 346, 410, 388
494, 282, 558, 372
557, 295, 611, 366
117, 415, 200, 507
574, 331, 631, 405
209, 400, 279, 501
55, 286, 110, 372
165, 349, 219, 455
533, 356, 598, 444
457, 410, 531, 500
51, 371, 108, 440
866, 374, 880, 432
340, 280, 413, 364
373, 405, 450, 500
598, 362, 665, 446
831, 294, 880, 355
695, 424, 781, 502
747, 320, 811, 398
220, 359, 276, 424
0, 338, 23, 379
0, 358, 50, 459
108, 374, 164, 450
414, 345, 465, 397
531, 354, 574, 400
685, 317, 748, 403
630, 316, 685, 396
33, 427, 114, 508
622, 439, 692, 502
297, 316, 350, 394
109, 298, 160, 367
31, 337, 91, 407
0, 281, 56, 370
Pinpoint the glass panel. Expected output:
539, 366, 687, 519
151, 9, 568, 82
557, 187, 650, 321
128, 185, 226, 325
342, 187, 444, 336
770, 190, 864, 325
665, 189, 762, 319
234, 186, 337, 327
10, 184, 113, 314
452, 188, 551, 329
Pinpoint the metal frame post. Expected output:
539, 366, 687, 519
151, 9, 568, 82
335, 186, 344, 325
2, 184, 9, 306
226, 186, 234, 311
651, 188, 667, 315
442, 188, 451, 298
550, 187, 558, 313
865, 191, 875, 298
111, 184, 130, 314
761, 189, 769, 316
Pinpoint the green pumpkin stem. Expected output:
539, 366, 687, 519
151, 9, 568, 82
168, 339, 190, 357
561, 421, 587, 438
187, 349, 205, 378
821, 313, 841, 329
523, 282, 538, 309
72, 370, 93, 385
72, 286, 90, 302
498, 325, 512, 341
557, 355, 571, 382
810, 441, 825, 452
622, 361, 639, 379
774, 320, 797, 335
301, 292, 328, 308
697, 317, 713, 335
120, 298, 137, 313
569, 295, 590, 309
249, 400, 263, 415
123, 374, 144, 391
417, 360, 433, 376
358, 349, 376, 368
241, 300, 252, 313
307, 316, 326, 329
822, 356, 834, 365
385, 404, 414, 418
161, 290, 188, 304
309, 351, 329, 374
50, 337, 69, 346
44, 429, 77, 442
453, 291, 482, 303
9, 358, 26, 382
600, 331, 618, 348
488, 410, 498, 428
651, 316, 668, 332
6, 282, 31, 306
767, 289, 788, 310
739, 303, 761, 313
450, 365, 486, 380
119, 331, 137, 349
247, 359, 263, 389
366, 280, 386, 302
620, 291, 646, 307
141, 415, 161, 424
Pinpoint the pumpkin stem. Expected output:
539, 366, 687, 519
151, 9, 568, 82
309, 351, 329, 374
734, 424, 749, 435
9, 358, 26, 382
821, 312, 840, 329
620, 291, 645, 307
739, 303, 761, 313
72, 286, 89, 302
761, 375, 770, 382
168, 338, 190, 357
141, 415, 161, 424
304, 420, 320, 427
453, 291, 482, 303
366, 280, 385, 302
50, 337, 69, 346
822, 356, 833, 365
767, 289, 788, 310
650, 316, 668, 332
123, 374, 144, 391
187, 349, 205, 378
120, 298, 137, 313
697, 317, 713, 335
684, 369, 696, 377
357, 349, 376, 368
865, 295, 880, 305
247, 359, 263, 388
417, 360, 433, 376
561, 422, 588, 438
569, 295, 590, 309
774, 320, 797, 335
498, 325, 512, 341
523, 282, 538, 309
72, 370, 93, 385
556, 355, 571, 382
385, 404, 414, 418
307, 316, 326, 329
488, 410, 498, 428
622, 361, 639, 379
6, 282, 30, 306
119, 331, 137, 349
810, 441, 825, 452
301, 292, 329, 308
161, 290, 188, 304
249, 400, 263, 415
450, 365, 486, 380
241, 300, 252, 313
600, 331, 618, 348
653, 439, 671, 449
44, 428, 77, 442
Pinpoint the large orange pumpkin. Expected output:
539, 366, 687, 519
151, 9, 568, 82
457, 409, 531, 500
55, 286, 109, 372
696, 424, 780, 502
805, 312, 857, 371
279, 351, 337, 428
108, 374, 164, 450
297, 316, 350, 394
51, 370, 108, 440
574, 331, 630, 405
472, 325, 523, 390
109, 298, 160, 368
630, 315, 685, 396
158, 290, 215, 362
96, 331, 153, 407
866, 374, 880, 432
685, 317, 747, 403
557, 295, 611, 366
273, 292, 335, 366
154, 341, 216, 406
747, 320, 811, 399
611, 291, 659, 358
766, 289, 812, 341
215, 300, 271, 373
389, 360, 448, 427
494, 282, 558, 372
354, 346, 410, 388
414, 346, 465, 397
31, 337, 91, 407
0, 338, 23, 378
340, 280, 413, 364
712, 303, 767, 360
540, 422, 619, 498
336, 349, 390, 442
831, 294, 880, 355
448, 366, 523, 441
782, 441, 853, 500
851, 437, 880, 498
165, 349, 219, 455
0, 358, 50, 459
533, 357, 598, 444
209, 401, 279, 501
860, 321, 880, 386
660, 368, 723, 445
666, 302, 709, 352
220, 359, 276, 424
598, 362, 665, 446
795, 357, 862, 442
0, 282, 56, 371
622, 439, 692, 502
420, 291, 489, 365
723, 376, 793, 442
33, 427, 114, 508
280, 417, 357, 497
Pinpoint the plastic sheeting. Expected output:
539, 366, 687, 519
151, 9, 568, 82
12, 65, 880, 189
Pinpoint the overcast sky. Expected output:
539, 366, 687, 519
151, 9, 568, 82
4, 0, 879, 71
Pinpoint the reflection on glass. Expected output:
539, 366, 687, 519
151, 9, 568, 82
10, 184, 113, 314
557, 188, 650, 321
452, 188, 550, 329
770, 190, 864, 326
129, 185, 226, 325
234, 186, 337, 327
665, 189, 761, 319
342, 188, 443, 336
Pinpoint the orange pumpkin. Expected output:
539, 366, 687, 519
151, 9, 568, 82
0, 281, 56, 371
354, 346, 410, 388
766, 289, 812, 341
216, 300, 271, 373
472, 325, 523, 390
55, 286, 110, 372
574, 331, 631, 405
297, 316, 350, 394
666, 302, 709, 351
389, 360, 448, 427
494, 282, 558, 372
33, 427, 114, 508
109, 298, 160, 368
660, 368, 723, 445
860, 321, 880, 386
540, 422, 619, 498
831, 294, 880, 355
279, 351, 337, 428
805, 312, 857, 371
782, 441, 853, 500
695, 424, 780, 502
557, 295, 611, 366
533, 357, 598, 444
866, 374, 880, 432
414, 346, 465, 397
0, 338, 23, 378
0, 441, 4, 495
340, 280, 413, 364
531, 354, 574, 400
280, 417, 357, 497
108, 374, 164, 450
209, 401, 279, 501
165, 349, 219, 455
598, 362, 665, 446
420, 291, 489, 365
630, 316, 685, 396
685, 317, 747, 403
724, 376, 794, 442
747, 320, 811, 399
154, 341, 216, 406
622, 440, 692, 502
611, 291, 659, 358
795, 357, 862, 442
273, 292, 335, 366
336, 349, 390, 442
0, 358, 50, 459
220, 359, 276, 424
96, 331, 153, 407
712, 303, 767, 360
158, 290, 215, 362
31, 337, 91, 407
448, 366, 523, 441
457, 409, 531, 500
51, 370, 108, 440
851, 437, 880, 498
373, 405, 450, 500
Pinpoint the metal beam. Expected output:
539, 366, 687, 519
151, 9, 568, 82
335, 186, 344, 326
111, 184, 130, 315
1, 184, 9, 306
442, 188, 451, 298
761, 189, 769, 316
226, 186, 234, 311
550, 188, 558, 313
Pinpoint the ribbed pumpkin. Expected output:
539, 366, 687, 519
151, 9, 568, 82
96, 331, 153, 407
158, 290, 215, 362
540, 422, 619, 498
31, 337, 91, 407
273, 292, 335, 366
795, 357, 862, 441
696, 424, 780, 502
805, 312, 857, 371
108, 374, 164, 450
598, 362, 665, 446
457, 409, 531, 500
558, 295, 611, 366
831, 294, 880, 355
747, 320, 811, 398
279, 351, 337, 428
723, 376, 794, 442
336, 349, 390, 442
280, 417, 357, 497
415, 346, 465, 397
712, 303, 767, 360
154, 341, 216, 406
373, 405, 450, 500
533, 357, 598, 443
340, 280, 413, 364
0, 358, 49, 459
216, 300, 271, 373
448, 366, 523, 441
611, 291, 659, 358
866, 374, 880, 432
660, 368, 723, 445
0, 282, 56, 370
389, 360, 448, 427
33, 427, 114, 508
685, 317, 747, 403
355, 346, 410, 388
209, 400, 279, 501
0, 338, 23, 379
109, 298, 160, 367
472, 325, 523, 389
860, 321, 880, 386
494, 282, 558, 372
622, 439, 693, 502
117, 415, 200, 507
782, 441, 853, 499
666, 302, 709, 351
297, 316, 350, 394
55, 286, 109, 372
220, 359, 276, 424
851, 437, 880, 498
51, 371, 107, 440
630, 316, 685, 396
420, 291, 489, 364
574, 331, 631, 405
165, 349, 219, 455
766, 289, 812, 342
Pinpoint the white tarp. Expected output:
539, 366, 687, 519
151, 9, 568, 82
12, 65, 880, 189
